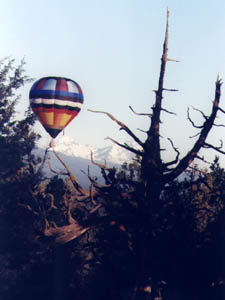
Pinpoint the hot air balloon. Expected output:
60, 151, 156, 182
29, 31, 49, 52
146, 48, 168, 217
29, 76, 83, 138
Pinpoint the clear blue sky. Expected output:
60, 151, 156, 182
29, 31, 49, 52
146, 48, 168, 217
1, 0, 225, 165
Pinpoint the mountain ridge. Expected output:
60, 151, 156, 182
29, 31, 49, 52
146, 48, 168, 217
35, 136, 136, 187
46, 136, 135, 165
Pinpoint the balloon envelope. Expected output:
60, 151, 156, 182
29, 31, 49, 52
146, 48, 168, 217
29, 76, 84, 138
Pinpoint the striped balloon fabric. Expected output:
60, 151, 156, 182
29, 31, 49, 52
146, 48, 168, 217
29, 77, 84, 138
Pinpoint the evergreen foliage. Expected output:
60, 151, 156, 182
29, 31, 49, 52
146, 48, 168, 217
0, 58, 44, 300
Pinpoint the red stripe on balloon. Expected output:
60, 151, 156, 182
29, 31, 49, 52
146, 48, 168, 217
56, 78, 68, 92
32, 107, 44, 113
35, 78, 47, 90
38, 112, 48, 126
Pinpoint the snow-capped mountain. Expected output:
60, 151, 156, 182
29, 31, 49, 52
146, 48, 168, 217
35, 136, 137, 187
51, 136, 135, 165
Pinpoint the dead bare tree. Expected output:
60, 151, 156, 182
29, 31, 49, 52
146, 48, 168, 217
86, 8, 225, 298
89, 8, 224, 205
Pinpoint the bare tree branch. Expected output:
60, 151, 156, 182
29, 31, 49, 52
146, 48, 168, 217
189, 132, 201, 139
187, 107, 204, 129
212, 123, 225, 127
191, 106, 208, 120
19, 188, 92, 244
203, 141, 225, 155
90, 151, 118, 185
89, 203, 102, 214
47, 156, 68, 176
137, 128, 148, 134
43, 220, 90, 244
129, 106, 152, 117
196, 155, 210, 164
88, 109, 144, 147
218, 107, 225, 114
142, 8, 170, 170
163, 137, 180, 167
105, 137, 143, 156
80, 169, 98, 186
161, 108, 177, 115
46, 193, 58, 209
89, 183, 97, 205
167, 58, 180, 62
187, 165, 208, 177
52, 147, 89, 196
90, 151, 107, 170
165, 77, 223, 182
18, 203, 39, 216
162, 88, 179, 92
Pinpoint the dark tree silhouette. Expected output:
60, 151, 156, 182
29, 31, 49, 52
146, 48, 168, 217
0, 58, 44, 300
85, 9, 225, 298
16, 9, 225, 300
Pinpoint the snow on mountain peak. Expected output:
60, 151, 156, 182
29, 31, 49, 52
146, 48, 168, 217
51, 135, 135, 165
36, 136, 139, 187
53, 136, 97, 160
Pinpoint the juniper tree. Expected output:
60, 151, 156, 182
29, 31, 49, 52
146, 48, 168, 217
0, 58, 43, 300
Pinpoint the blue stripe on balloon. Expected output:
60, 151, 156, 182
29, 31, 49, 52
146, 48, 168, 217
30, 89, 83, 100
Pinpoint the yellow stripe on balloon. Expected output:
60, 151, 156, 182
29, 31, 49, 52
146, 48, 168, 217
44, 112, 54, 126
58, 114, 73, 127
